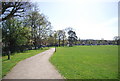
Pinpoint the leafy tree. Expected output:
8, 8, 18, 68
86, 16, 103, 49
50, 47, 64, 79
65, 27, 73, 32
56, 30, 66, 46
62, 30, 66, 46
26, 10, 52, 49
68, 30, 78, 46
47, 35, 54, 46
114, 36, 120, 45
27, 11, 40, 49
57, 30, 63, 46
2, 18, 31, 59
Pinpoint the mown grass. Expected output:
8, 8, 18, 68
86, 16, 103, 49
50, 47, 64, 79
2, 47, 49, 78
50, 45, 118, 79
0, 58, 2, 79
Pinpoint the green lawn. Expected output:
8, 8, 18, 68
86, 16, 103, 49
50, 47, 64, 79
50, 45, 118, 79
2, 47, 49, 78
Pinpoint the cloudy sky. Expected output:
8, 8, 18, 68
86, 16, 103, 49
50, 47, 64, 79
31, 0, 119, 40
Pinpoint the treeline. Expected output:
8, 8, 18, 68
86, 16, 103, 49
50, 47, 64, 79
76, 39, 118, 45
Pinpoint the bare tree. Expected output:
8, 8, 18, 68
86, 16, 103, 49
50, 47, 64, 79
1, 0, 32, 21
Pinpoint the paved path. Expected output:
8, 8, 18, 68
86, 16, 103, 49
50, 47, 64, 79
3, 48, 64, 79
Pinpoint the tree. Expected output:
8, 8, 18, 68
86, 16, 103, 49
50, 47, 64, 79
65, 27, 74, 32
26, 8, 52, 49
47, 35, 54, 46
57, 30, 66, 47
1, 0, 32, 21
2, 18, 31, 59
68, 30, 78, 47
62, 30, 66, 46
114, 36, 120, 45
28, 11, 40, 49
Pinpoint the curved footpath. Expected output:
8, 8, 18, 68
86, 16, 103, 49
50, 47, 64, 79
3, 48, 64, 79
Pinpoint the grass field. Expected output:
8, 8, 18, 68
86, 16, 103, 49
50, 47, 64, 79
50, 45, 118, 79
2, 47, 49, 78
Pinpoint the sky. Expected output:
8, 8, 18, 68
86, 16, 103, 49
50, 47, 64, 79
31, 0, 119, 40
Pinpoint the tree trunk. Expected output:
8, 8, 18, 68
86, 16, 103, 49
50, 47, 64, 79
59, 37, 60, 47
63, 37, 64, 47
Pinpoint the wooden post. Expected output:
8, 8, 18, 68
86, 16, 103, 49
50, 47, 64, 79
54, 31, 57, 52
55, 38, 56, 52
55, 45, 56, 52
8, 51, 10, 60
